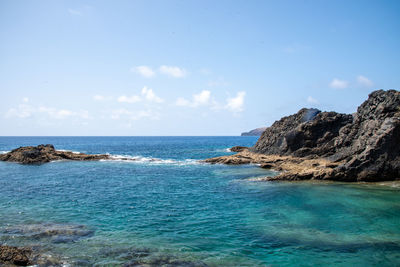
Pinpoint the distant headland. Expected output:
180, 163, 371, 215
241, 127, 267, 136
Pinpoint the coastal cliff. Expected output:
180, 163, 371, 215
206, 89, 400, 182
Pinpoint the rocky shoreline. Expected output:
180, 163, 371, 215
206, 90, 400, 182
204, 148, 342, 181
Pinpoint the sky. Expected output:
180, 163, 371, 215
0, 0, 399, 136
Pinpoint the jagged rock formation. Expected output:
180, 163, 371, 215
252, 108, 353, 157
207, 90, 400, 182
0, 144, 110, 164
241, 127, 267, 136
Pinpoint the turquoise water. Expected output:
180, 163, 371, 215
0, 137, 399, 266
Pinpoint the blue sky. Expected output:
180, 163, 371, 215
1, 0, 399, 135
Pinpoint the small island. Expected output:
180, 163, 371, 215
205, 89, 400, 182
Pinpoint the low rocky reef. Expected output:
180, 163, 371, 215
206, 89, 400, 182
0, 144, 111, 164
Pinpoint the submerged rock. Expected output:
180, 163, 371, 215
2, 223, 95, 244
0, 144, 110, 164
0, 245, 32, 266
207, 90, 400, 182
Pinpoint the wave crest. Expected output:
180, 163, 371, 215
102, 154, 201, 166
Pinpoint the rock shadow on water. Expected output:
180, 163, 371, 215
98, 246, 209, 267
1, 222, 95, 244
241, 227, 400, 255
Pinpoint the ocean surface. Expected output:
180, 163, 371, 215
0, 136, 399, 266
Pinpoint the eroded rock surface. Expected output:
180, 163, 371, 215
0, 144, 110, 164
207, 90, 400, 182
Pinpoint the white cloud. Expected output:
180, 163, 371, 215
93, 95, 105, 101
117, 87, 163, 104
132, 66, 155, 78
117, 95, 141, 103
175, 90, 211, 107
176, 90, 246, 113
5, 104, 34, 118
357, 75, 373, 87
225, 91, 246, 112
329, 78, 348, 89
141, 87, 164, 103
307, 96, 319, 104
22, 97, 29, 103
38, 107, 90, 119
193, 90, 211, 106
159, 65, 186, 78
5, 100, 90, 120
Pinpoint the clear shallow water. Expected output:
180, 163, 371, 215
0, 136, 399, 266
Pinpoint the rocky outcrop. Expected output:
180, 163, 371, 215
252, 108, 353, 157
241, 127, 267, 136
0, 245, 32, 266
206, 90, 400, 182
0, 144, 110, 164
229, 146, 249, 152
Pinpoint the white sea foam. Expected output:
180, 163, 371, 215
102, 154, 202, 166
215, 148, 232, 153
57, 149, 81, 154
0, 151, 10, 154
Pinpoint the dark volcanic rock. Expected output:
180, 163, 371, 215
229, 146, 249, 152
330, 90, 400, 181
0, 245, 32, 266
252, 108, 353, 157
241, 127, 267, 136
0, 144, 110, 164
250, 89, 400, 181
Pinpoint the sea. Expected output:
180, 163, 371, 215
0, 136, 399, 266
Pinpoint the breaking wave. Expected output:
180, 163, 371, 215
102, 154, 202, 166
57, 149, 81, 154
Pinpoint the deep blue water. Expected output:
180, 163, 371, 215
0, 137, 399, 266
